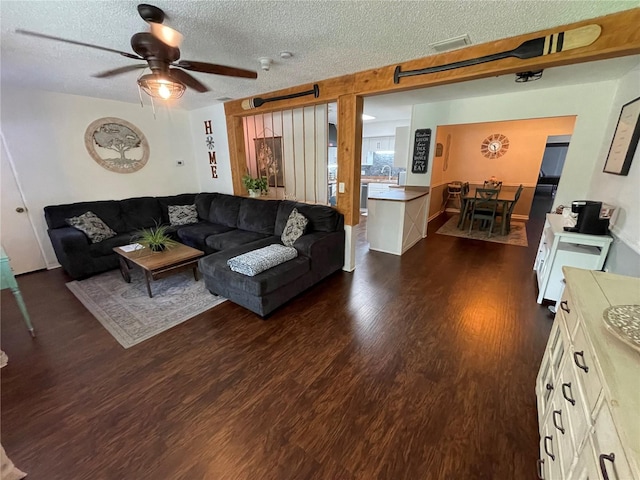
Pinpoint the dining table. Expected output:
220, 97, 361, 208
457, 187, 518, 236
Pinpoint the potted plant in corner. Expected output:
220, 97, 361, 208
242, 174, 269, 197
134, 224, 178, 252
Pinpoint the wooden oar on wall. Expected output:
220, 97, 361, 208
394, 24, 602, 84
241, 84, 320, 110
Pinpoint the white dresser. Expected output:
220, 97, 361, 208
535, 267, 640, 480
534, 214, 613, 304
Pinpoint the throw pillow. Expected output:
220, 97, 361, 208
168, 204, 198, 226
65, 211, 117, 243
281, 208, 308, 246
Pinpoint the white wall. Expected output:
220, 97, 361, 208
1, 87, 198, 267
588, 65, 640, 260
188, 103, 234, 194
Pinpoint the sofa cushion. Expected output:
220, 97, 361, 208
218, 255, 310, 296
45, 200, 125, 232
88, 233, 135, 257
195, 193, 218, 219
158, 194, 198, 224
205, 229, 270, 252
66, 212, 117, 244
177, 221, 233, 248
281, 208, 308, 246
208, 194, 242, 228
168, 204, 198, 226
275, 201, 341, 235
237, 197, 280, 234
120, 197, 162, 231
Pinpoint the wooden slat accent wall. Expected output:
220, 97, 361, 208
224, 8, 640, 225
336, 95, 363, 226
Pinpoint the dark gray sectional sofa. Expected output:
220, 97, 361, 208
44, 192, 345, 316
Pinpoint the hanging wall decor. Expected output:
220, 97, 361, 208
84, 117, 149, 173
254, 137, 283, 187
603, 96, 640, 176
411, 129, 431, 173
204, 120, 218, 178
481, 133, 509, 159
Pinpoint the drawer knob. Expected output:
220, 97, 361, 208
561, 382, 576, 406
536, 459, 545, 479
543, 435, 555, 462
573, 350, 589, 373
560, 300, 570, 314
552, 410, 565, 434
599, 452, 615, 480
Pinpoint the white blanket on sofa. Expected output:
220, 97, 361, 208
227, 244, 298, 276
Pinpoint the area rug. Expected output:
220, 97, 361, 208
67, 269, 226, 348
436, 215, 528, 247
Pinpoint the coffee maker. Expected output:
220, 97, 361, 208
564, 200, 611, 235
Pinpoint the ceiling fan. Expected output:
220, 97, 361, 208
16, 3, 257, 100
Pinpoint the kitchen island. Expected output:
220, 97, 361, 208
367, 187, 430, 255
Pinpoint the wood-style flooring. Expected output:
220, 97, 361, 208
1, 198, 554, 480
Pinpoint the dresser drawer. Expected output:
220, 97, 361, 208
558, 287, 580, 340
572, 325, 602, 417
592, 402, 634, 480
558, 353, 590, 453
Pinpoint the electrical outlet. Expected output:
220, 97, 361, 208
338, 182, 345, 193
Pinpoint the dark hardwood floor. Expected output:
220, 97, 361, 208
1, 198, 554, 480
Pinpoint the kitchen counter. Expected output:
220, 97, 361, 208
368, 187, 429, 202
367, 186, 430, 256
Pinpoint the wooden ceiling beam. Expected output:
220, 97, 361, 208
224, 7, 640, 116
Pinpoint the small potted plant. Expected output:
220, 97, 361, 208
242, 174, 269, 197
134, 224, 178, 252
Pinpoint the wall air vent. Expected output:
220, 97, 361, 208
429, 34, 472, 53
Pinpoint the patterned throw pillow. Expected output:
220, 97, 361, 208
281, 208, 308, 246
168, 204, 198, 226
65, 211, 117, 243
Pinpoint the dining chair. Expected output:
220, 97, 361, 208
496, 184, 523, 234
468, 188, 500, 237
458, 182, 472, 228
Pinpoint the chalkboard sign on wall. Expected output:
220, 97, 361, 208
411, 128, 431, 173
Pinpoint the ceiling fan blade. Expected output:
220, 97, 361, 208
15, 29, 142, 60
174, 60, 257, 79
169, 68, 209, 93
92, 64, 147, 78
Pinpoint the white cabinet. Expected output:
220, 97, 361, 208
361, 136, 395, 165
535, 267, 640, 480
534, 214, 612, 304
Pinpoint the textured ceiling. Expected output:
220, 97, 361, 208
1, 1, 639, 111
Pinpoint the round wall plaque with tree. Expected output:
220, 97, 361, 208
480, 133, 509, 159
84, 117, 150, 173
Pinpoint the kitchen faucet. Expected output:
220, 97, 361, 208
380, 165, 392, 180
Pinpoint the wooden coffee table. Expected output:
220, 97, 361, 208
113, 243, 204, 298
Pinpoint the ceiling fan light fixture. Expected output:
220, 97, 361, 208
149, 22, 183, 48
137, 74, 185, 99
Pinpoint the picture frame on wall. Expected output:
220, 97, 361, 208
603, 96, 640, 176
254, 136, 284, 187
